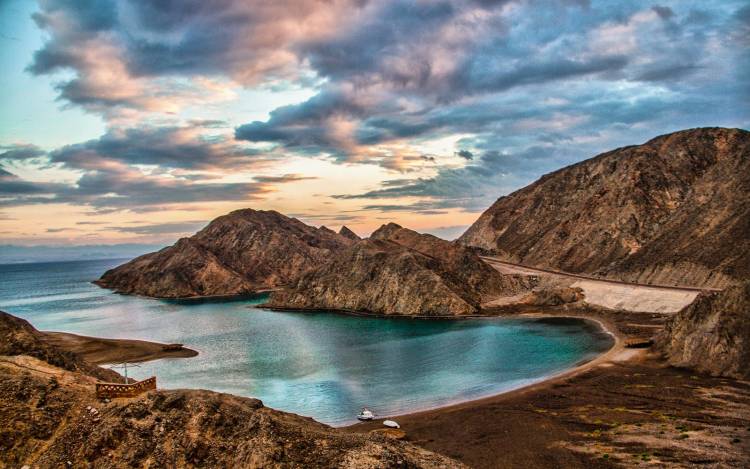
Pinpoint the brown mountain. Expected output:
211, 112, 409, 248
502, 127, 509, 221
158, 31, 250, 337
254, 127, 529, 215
96, 209, 354, 298
656, 281, 750, 379
459, 127, 750, 289
0, 311, 462, 468
339, 225, 362, 241
268, 223, 533, 316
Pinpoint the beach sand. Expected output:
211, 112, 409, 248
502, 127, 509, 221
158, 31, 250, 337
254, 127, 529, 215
40, 331, 198, 365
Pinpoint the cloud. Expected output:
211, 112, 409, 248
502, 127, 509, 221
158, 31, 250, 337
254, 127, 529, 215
652, 6, 675, 20
253, 174, 317, 183
49, 124, 267, 171
232, 1, 745, 172
1, 144, 46, 162
1, 119, 324, 213
5, 0, 748, 220
26, 0, 371, 119
113, 220, 207, 235
0, 167, 67, 195
456, 150, 474, 160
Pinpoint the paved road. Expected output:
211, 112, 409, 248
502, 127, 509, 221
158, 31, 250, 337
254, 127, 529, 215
480, 256, 710, 313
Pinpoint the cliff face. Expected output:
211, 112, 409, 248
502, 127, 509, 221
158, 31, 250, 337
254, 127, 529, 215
96, 209, 354, 298
268, 224, 533, 316
656, 281, 750, 379
0, 311, 462, 468
459, 128, 750, 289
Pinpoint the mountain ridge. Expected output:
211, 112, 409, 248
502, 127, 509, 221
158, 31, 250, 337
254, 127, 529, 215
268, 223, 534, 316
459, 127, 749, 289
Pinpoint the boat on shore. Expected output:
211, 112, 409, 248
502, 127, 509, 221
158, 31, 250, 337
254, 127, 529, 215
357, 407, 375, 421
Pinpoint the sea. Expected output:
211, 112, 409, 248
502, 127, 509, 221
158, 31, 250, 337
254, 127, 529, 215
0, 258, 613, 425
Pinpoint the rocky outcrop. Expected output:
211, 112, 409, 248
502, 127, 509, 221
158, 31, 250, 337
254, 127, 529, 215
656, 281, 750, 379
268, 224, 534, 316
339, 225, 361, 241
0, 312, 462, 468
459, 128, 750, 289
0, 311, 120, 382
96, 209, 354, 298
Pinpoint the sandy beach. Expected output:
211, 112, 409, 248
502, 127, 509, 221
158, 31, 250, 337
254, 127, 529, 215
40, 331, 198, 365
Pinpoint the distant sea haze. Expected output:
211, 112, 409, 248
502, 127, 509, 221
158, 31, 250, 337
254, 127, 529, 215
0, 243, 163, 264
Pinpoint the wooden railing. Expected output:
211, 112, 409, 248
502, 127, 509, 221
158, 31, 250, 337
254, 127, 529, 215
96, 376, 156, 399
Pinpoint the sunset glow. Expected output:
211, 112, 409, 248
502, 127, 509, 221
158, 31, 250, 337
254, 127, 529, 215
1, 0, 748, 246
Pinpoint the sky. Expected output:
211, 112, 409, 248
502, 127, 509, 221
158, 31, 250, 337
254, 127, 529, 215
0, 0, 748, 247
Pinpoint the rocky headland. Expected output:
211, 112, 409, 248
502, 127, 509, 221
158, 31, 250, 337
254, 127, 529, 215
96, 209, 354, 298
268, 223, 534, 316
459, 128, 749, 289
0, 311, 462, 468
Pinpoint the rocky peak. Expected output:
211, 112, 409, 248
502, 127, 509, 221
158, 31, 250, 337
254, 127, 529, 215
96, 208, 354, 298
338, 225, 361, 241
370, 222, 404, 239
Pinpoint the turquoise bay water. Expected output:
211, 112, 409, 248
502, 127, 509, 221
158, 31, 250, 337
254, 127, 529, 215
0, 259, 613, 425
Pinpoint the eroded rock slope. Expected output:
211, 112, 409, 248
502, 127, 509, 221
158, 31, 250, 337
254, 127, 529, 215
459, 128, 749, 288
269, 223, 533, 316
656, 281, 750, 379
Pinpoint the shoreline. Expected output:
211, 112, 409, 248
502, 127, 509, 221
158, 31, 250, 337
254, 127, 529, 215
341, 311, 623, 428
40, 330, 199, 365
92, 280, 279, 301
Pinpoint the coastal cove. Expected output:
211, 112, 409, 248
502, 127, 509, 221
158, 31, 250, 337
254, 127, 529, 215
1, 258, 613, 426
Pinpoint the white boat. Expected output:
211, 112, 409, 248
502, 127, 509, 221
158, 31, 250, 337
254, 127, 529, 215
357, 407, 375, 421
383, 420, 400, 429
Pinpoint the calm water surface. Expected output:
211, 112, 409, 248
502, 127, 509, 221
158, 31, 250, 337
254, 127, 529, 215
0, 259, 613, 425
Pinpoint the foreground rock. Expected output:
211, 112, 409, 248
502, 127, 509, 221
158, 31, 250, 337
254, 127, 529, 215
0, 312, 462, 468
459, 127, 750, 289
269, 223, 534, 316
96, 209, 354, 298
657, 281, 750, 379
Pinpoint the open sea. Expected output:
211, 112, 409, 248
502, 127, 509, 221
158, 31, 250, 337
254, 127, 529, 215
0, 258, 613, 425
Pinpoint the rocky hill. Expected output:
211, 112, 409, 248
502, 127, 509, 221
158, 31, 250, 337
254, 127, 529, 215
459, 128, 749, 289
0, 311, 462, 468
268, 224, 533, 316
656, 281, 750, 379
96, 209, 354, 298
